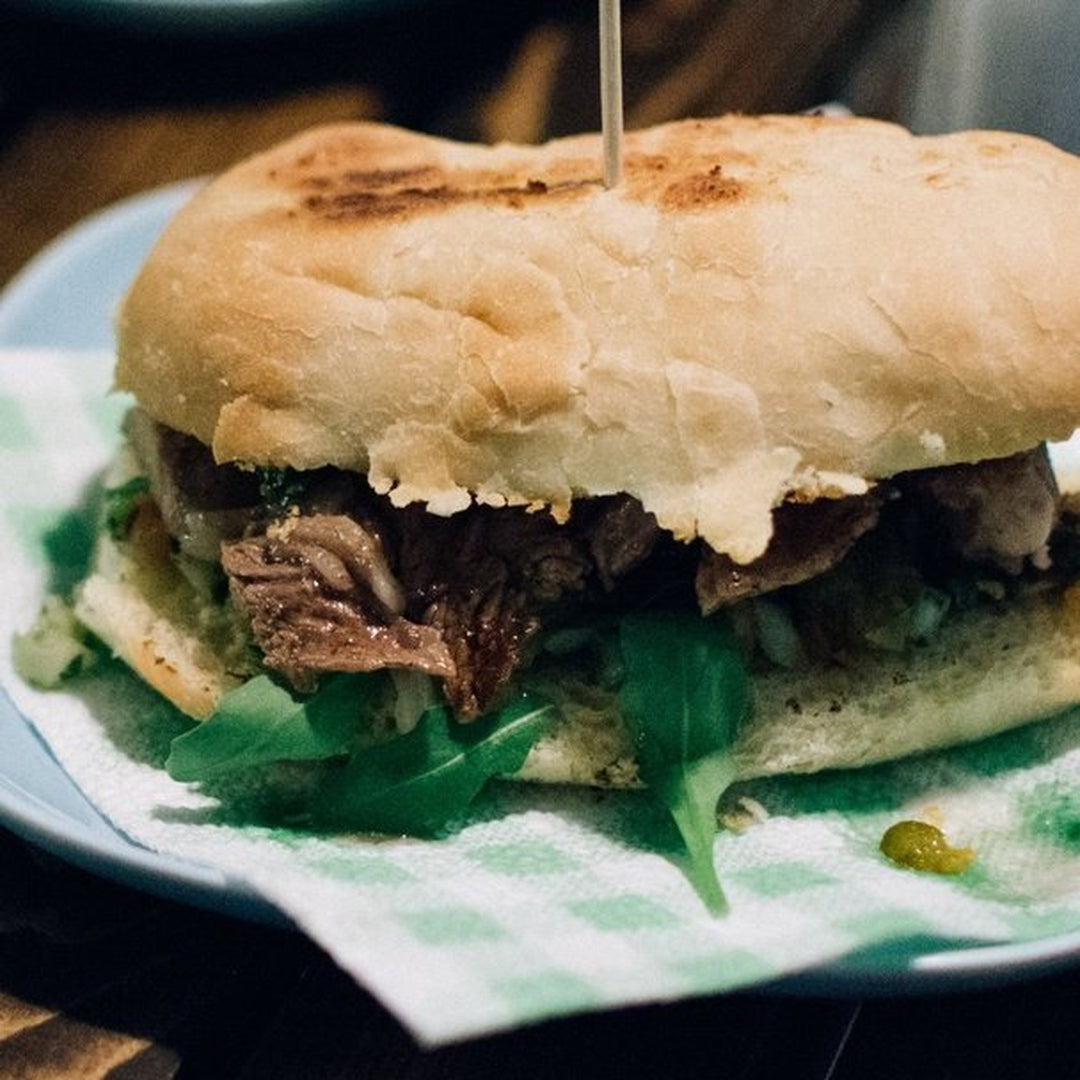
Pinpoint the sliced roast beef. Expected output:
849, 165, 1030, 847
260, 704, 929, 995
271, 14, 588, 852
125, 408, 263, 561
695, 491, 887, 613
895, 446, 1059, 574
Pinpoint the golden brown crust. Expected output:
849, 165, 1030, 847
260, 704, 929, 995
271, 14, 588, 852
116, 114, 1080, 562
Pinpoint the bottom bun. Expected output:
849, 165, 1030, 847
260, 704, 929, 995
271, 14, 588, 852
519, 583, 1080, 787
72, 447, 254, 721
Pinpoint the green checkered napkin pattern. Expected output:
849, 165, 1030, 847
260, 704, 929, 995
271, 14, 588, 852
5, 348, 1080, 1046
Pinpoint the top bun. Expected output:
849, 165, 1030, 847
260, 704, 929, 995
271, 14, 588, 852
115, 114, 1080, 563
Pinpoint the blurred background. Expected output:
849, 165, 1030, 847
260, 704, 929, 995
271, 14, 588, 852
7, 0, 1080, 288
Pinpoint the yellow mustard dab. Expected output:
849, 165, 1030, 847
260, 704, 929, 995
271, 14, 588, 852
879, 820, 976, 875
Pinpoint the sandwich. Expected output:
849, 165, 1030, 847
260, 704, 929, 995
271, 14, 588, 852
18, 113, 1080, 906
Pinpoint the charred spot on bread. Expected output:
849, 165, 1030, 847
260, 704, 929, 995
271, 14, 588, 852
660, 165, 745, 211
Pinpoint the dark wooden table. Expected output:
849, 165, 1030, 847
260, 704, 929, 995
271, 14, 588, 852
3, 0, 1080, 1074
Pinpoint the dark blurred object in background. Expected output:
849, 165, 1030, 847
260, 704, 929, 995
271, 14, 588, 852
450, 0, 901, 142
0, 0, 584, 132
1, 0, 902, 138
844, 0, 1080, 152
0, 0, 901, 286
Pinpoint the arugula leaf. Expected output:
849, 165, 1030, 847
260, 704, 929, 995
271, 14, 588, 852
618, 611, 751, 912
312, 695, 554, 836
166, 673, 370, 781
103, 476, 151, 540
166, 671, 552, 838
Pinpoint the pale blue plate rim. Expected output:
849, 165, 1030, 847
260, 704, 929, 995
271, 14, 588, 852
4, 179, 1080, 993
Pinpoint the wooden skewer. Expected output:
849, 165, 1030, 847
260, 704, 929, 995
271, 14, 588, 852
599, 0, 624, 188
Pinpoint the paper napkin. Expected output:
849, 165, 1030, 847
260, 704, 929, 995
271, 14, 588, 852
4, 347, 1080, 1046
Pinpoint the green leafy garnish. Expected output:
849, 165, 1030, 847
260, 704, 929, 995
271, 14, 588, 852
12, 596, 98, 688
311, 696, 555, 836
157, 602, 746, 901
103, 476, 151, 540
167, 672, 554, 839
618, 612, 751, 912
166, 673, 370, 781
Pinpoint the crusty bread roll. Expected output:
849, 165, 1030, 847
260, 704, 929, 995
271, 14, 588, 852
115, 114, 1080, 564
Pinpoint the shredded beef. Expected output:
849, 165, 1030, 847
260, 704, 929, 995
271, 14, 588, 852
393, 504, 595, 716
398, 497, 662, 715
577, 495, 662, 589
221, 514, 454, 689
695, 447, 1060, 613
221, 495, 654, 718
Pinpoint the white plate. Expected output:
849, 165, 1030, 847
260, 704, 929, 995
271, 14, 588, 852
4, 180, 1080, 991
